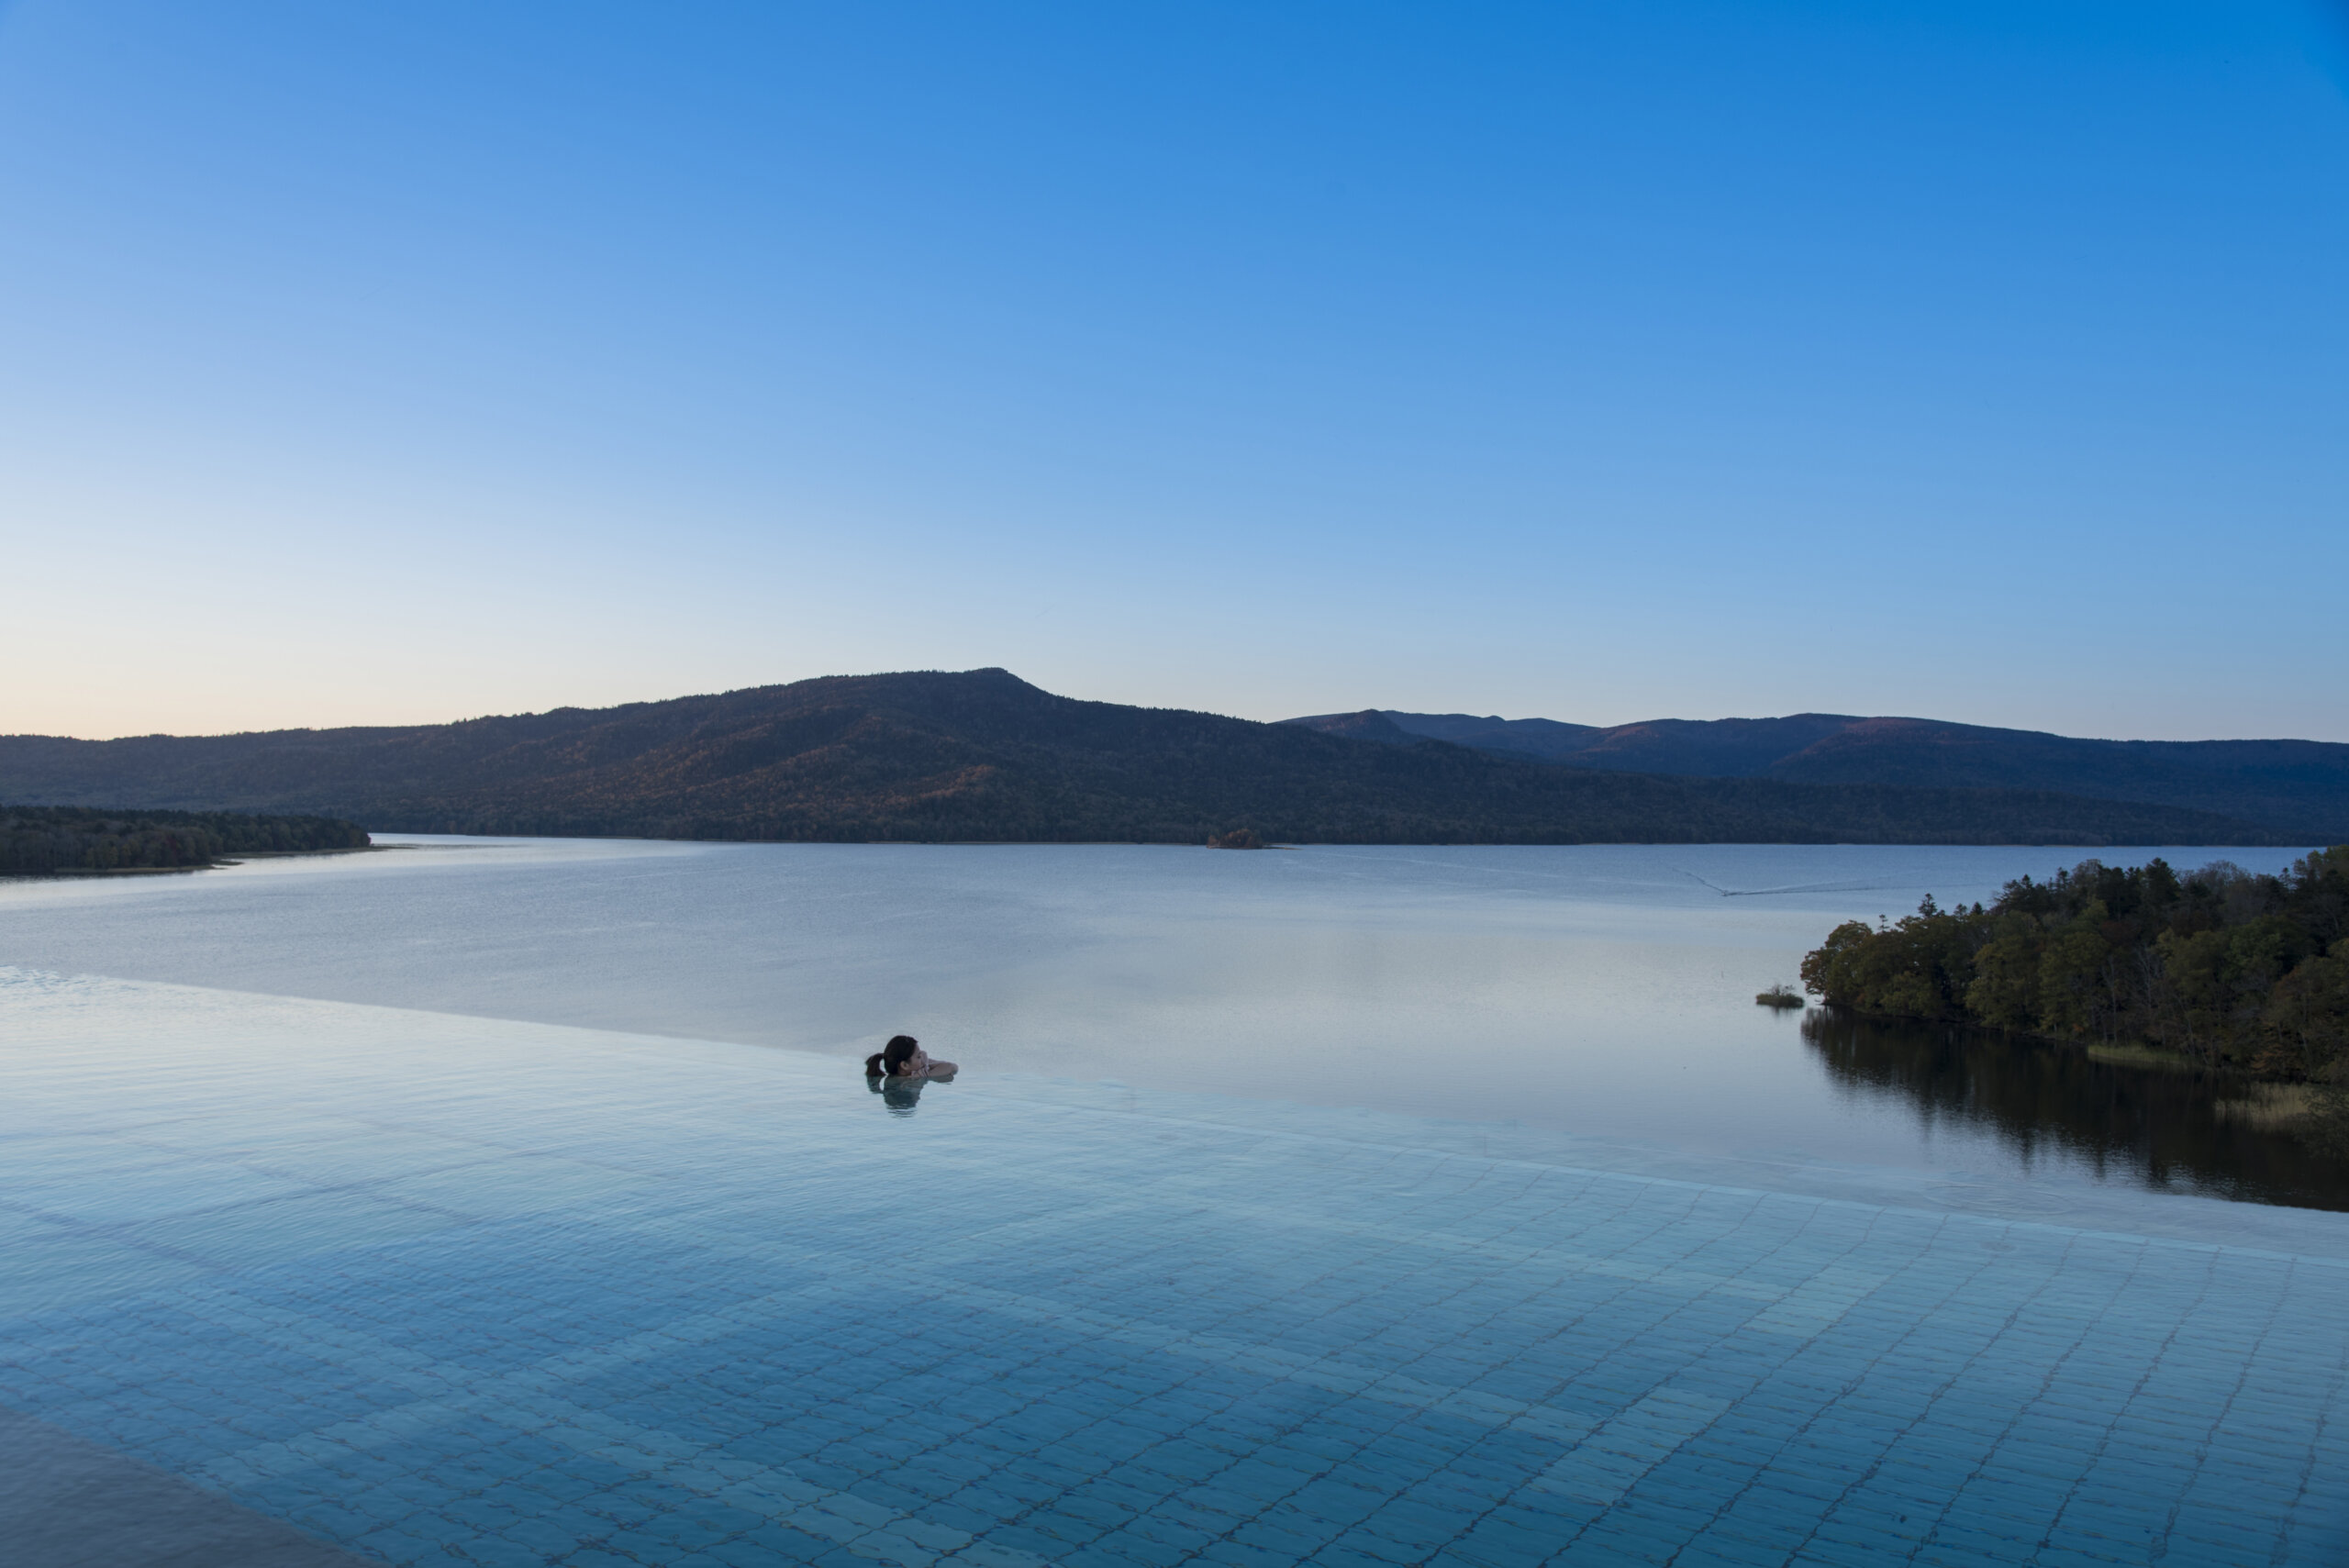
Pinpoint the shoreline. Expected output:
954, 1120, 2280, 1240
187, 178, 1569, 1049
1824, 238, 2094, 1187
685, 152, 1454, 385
0, 844, 388, 880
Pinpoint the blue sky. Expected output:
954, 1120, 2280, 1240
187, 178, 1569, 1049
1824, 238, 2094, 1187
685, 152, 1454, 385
2, 1, 2343, 741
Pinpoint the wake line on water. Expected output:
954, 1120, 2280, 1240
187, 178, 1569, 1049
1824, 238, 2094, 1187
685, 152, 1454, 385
1676, 870, 1898, 898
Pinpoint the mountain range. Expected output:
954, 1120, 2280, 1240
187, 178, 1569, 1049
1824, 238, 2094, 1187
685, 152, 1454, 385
1285, 709, 2349, 842
0, 669, 2328, 846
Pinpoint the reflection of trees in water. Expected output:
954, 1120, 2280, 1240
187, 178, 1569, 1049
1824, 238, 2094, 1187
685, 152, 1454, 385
1799, 1007, 2348, 1211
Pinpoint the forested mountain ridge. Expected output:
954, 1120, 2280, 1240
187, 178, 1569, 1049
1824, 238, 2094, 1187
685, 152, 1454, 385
1286, 709, 2349, 840
0, 669, 2301, 845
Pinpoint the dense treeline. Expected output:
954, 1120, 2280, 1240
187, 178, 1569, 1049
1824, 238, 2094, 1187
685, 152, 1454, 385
1800, 850, 2349, 1090
0, 805, 370, 873
357, 771, 2277, 847
0, 669, 2297, 846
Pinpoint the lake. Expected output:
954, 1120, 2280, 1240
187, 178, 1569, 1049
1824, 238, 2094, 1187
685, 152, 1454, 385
0, 836, 2336, 1218
3, 839, 2345, 1565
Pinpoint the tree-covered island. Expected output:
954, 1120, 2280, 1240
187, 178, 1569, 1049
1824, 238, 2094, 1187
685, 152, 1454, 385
0, 805, 371, 874
1800, 848, 2349, 1146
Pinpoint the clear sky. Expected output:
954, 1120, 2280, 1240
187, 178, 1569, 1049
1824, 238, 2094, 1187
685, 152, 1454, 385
2, 1, 2344, 742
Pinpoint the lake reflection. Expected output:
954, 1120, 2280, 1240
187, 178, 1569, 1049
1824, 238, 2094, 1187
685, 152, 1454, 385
1802, 1006, 2349, 1210
866, 1071, 955, 1117
2, 836, 2335, 1212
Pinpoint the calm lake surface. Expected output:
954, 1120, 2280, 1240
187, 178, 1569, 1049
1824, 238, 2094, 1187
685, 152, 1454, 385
9, 837, 2349, 1566
0, 836, 2333, 1218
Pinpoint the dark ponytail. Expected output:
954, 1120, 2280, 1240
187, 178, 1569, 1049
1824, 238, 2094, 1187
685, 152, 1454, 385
864, 1034, 919, 1077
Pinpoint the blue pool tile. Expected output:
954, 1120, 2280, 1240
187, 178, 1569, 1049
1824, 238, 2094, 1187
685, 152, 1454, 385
4, 972, 2349, 1568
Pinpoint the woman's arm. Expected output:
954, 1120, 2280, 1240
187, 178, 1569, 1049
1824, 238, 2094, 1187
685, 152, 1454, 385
925, 1059, 959, 1077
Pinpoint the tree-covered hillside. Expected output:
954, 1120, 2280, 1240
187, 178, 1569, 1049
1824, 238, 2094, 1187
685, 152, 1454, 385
0, 671, 2302, 846
1801, 849, 2349, 1090
1289, 709, 2349, 840
0, 806, 370, 873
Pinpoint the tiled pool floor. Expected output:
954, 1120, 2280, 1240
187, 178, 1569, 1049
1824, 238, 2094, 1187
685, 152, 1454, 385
1, 968, 2344, 1567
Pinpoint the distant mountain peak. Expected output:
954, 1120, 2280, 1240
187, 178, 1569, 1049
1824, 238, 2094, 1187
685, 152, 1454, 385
1283, 710, 1419, 745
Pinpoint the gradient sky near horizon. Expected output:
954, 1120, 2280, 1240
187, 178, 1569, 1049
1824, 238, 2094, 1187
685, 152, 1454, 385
3, 1, 2345, 743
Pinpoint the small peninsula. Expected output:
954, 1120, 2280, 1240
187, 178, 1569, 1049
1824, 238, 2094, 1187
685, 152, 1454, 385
1799, 848, 2349, 1146
0, 805, 371, 875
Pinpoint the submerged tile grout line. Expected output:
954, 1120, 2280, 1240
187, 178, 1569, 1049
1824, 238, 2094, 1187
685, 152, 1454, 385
1529, 1211, 1997, 1564
1854, 1229, 2160, 1567
9, 1140, 2339, 1568
4, 973, 2347, 1566
110, 1169, 2324, 1564
2138, 1254, 2326, 1568
963, 1085, 2349, 1273
176, 1285, 1046, 1567
2272, 1339, 2349, 1567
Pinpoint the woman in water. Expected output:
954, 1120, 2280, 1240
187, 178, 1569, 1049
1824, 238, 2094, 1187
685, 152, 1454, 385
863, 1035, 957, 1080
864, 1034, 956, 1116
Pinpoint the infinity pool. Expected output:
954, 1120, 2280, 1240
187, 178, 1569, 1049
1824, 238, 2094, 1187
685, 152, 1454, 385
3, 967, 2343, 1566
1, 838, 2330, 1205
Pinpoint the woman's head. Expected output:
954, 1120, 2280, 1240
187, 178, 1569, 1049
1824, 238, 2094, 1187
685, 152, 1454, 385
863, 1034, 921, 1077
